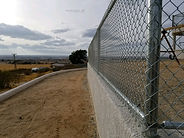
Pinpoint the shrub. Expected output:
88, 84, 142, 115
0, 69, 31, 89
0, 70, 19, 88
12, 69, 32, 75
52, 64, 86, 71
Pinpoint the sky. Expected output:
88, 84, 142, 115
0, 0, 111, 55
0, 0, 183, 56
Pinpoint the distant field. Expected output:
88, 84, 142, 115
0, 63, 51, 71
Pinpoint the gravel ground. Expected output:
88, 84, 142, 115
0, 70, 98, 138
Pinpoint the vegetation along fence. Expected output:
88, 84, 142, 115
88, 0, 184, 137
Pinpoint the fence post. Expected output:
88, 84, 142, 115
146, 0, 162, 137
97, 28, 101, 72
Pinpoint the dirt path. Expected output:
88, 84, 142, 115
0, 70, 97, 138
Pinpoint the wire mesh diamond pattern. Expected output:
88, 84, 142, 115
88, 0, 184, 137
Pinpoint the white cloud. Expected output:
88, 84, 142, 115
42, 39, 74, 46
52, 28, 70, 34
0, 43, 72, 55
65, 9, 85, 13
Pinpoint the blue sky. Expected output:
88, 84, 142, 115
0, 0, 111, 55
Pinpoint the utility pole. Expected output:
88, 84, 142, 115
13, 54, 17, 69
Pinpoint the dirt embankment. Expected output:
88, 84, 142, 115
0, 70, 98, 138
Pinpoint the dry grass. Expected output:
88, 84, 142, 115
0, 63, 52, 93
158, 59, 184, 122
15, 71, 52, 86
0, 63, 51, 71
0, 72, 51, 94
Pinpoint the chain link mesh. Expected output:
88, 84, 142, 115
88, 34, 99, 71
99, 0, 148, 114
158, 0, 184, 136
88, 0, 184, 137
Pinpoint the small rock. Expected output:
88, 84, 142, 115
19, 116, 23, 120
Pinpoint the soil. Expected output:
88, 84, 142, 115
0, 70, 98, 138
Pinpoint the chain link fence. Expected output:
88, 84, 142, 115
88, 0, 184, 137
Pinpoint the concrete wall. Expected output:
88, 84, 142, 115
88, 65, 146, 138
88, 65, 184, 138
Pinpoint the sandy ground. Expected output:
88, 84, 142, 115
0, 70, 98, 138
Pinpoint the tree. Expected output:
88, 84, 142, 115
69, 50, 87, 64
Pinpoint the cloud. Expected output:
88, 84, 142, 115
0, 23, 52, 40
65, 9, 85, 13
0, 43, 75, 55
52, 28, 70, 34
0, 44, 7, 49
42, 39, 74, 46
82, 28, 97, 38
